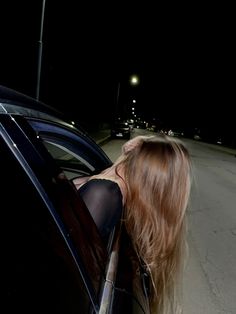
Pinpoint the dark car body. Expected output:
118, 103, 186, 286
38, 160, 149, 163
0, 86, 148, 314
111, 121, 131, 140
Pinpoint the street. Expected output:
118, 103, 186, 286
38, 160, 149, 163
101, 129, 236, 314
182, 138, 236, 314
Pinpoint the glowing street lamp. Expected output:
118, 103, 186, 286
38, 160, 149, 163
115, 74, 140, 119
130, 75, 139, 86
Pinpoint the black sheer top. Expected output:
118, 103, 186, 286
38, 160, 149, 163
77, 179, 123, 240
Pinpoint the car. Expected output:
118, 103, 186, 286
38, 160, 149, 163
0, 85, 149, 314
111, 121, 131, 139
166, 129, 184, 137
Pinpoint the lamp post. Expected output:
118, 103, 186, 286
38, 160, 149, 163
115, 74, 139, 120
129, 75, 139, 120
36, 0, 46, 101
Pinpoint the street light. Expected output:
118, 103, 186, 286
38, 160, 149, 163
115, 74, 140, 120
130, 74, 139, 86
117, 75, 139, 103
36, 0, 46, 101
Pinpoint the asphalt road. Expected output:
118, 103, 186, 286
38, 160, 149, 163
182, 138, 236, 314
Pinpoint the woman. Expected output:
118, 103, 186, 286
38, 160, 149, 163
73, 134, 192, 313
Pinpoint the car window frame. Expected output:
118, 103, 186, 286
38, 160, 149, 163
28, 118, 112, 165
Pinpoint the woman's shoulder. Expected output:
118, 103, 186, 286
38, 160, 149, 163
79, 178, 123, 204
72, 173, 120, 191
83, 178, 121, 193
73, 175, 91, 190
73, 170, 126, 204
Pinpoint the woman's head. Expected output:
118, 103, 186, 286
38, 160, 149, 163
122, 135, 191, 221
118, 134, 192, 313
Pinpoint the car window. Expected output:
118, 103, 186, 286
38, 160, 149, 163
114, 122, 129, 128
27, 118, 112, 180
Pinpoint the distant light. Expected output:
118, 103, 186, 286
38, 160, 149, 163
71, 121, 75, 125
132, 99, 136, 103
130, 75, 139, 85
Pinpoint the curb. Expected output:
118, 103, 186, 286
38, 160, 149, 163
96, 135, 111, 145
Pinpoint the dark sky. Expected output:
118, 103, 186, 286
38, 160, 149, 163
0, 2, 234, 134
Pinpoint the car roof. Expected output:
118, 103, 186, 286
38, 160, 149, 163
0, 85, 62, 115
0, 85, 81, 131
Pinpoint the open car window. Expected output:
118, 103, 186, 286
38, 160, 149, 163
27, 118, 112, 181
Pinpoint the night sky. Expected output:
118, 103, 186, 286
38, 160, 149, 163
0, 2, 234, 139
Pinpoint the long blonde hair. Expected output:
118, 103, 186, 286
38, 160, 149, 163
115, 135, 191, 313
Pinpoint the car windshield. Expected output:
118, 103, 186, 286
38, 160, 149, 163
115, 123, 128, 128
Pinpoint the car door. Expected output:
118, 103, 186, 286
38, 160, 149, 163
0, 113, 108, 313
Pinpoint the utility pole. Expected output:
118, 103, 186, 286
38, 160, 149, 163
36, 0, 46, 101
